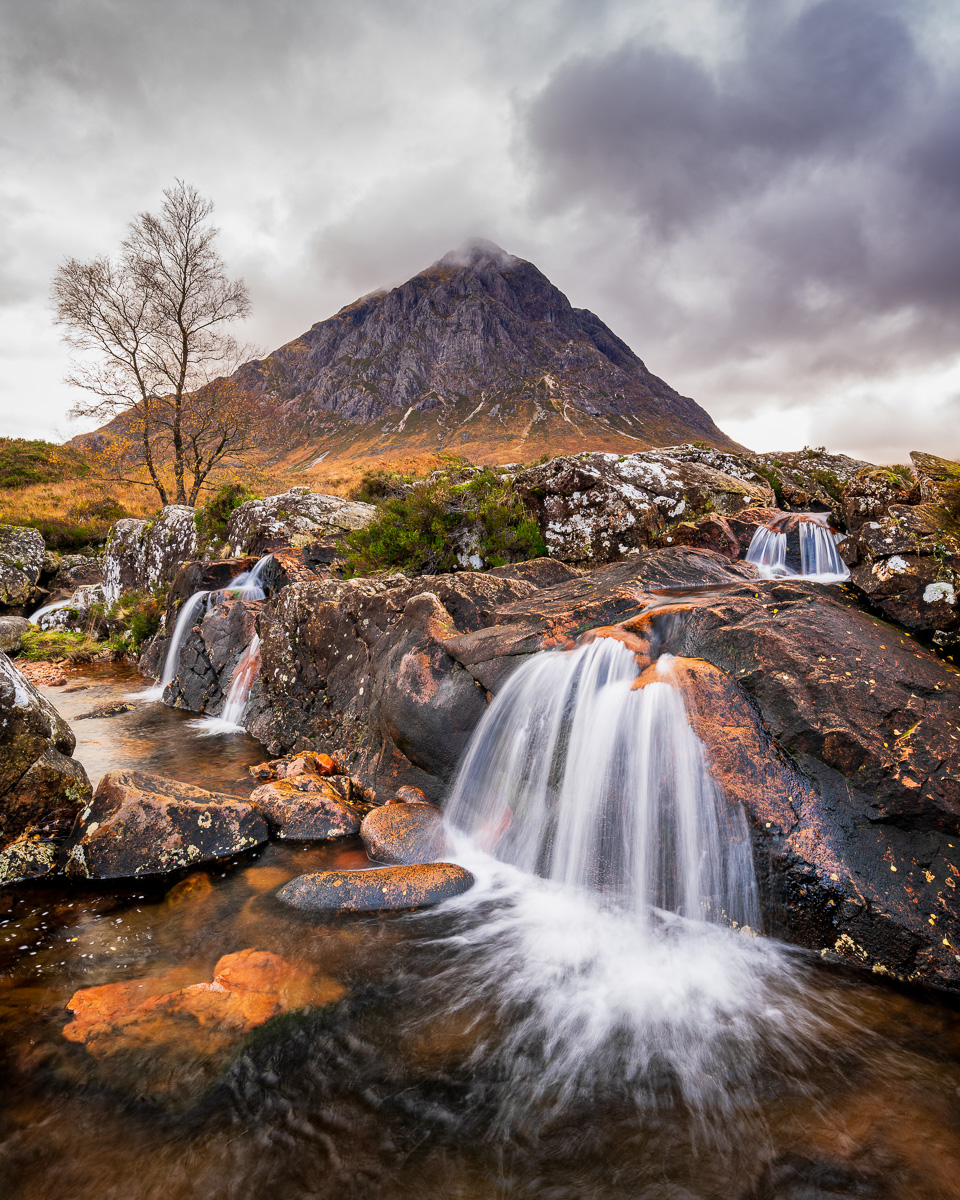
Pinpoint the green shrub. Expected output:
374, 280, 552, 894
194, 482, 258, 550
345, 467, 547, 576
19, 629, 100, 662
0, 438, 89, 490
105, 590, 164, 653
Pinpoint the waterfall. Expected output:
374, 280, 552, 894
131, 590, 209, 701
193, 634, 260, 736
28, 598, 72, 627
221, 552, 273, 602
445, 638, 759, 930
745, 513, 849, 581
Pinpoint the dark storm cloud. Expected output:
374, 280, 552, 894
522, 0, 960, 416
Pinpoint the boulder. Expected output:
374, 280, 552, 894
752, 449, 873, 513
0, 652, 91, 848
649, 507, 783, 559
66, 769, 268, 879
0, 614, 30, 653
513, 449, 774, 563
63, 948, 345, 1060
277, 862, 475, 911
360, 802, 446, 864
249, 778, 361, 839
840, 467, 915, 530
0, 524, 45, 613
38, 582, 105, 631
46, 552, 103, 597
102, 506, 199, 605
225, 488, 376, 557
0, 829, 61, 886
163, 594, 261, 714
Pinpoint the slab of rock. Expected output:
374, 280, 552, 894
75, 701, 137, 720
0, 614, 30, 652
649, 507, 784, 560
226, 488, 375, 557
277, 863, 475, 911
0, 829, 60, 886
840, 467, 915, 530
360, 802, 446, 864
0, 652, 90, 848
513, 450, 773, 563
63, 948, 345, 1060
66, 769, 268, 879
102, 506, 198, 605
249, 778, 361, 840
0, 524, 45, 613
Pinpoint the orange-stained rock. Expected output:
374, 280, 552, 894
361, 802, 446, 865
277, 863, 474, 912
241, 864, 292, 892
249, 777, 361, 840
164, 872, 214, 906
395, 785, 428, 804
63, 948, 345, 1059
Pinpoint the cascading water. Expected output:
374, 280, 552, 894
28, 598, 72, 627
745, 513, 848, 581
193, 633, 261, 736
445, 638, 758, 929
131, 590, 209, 701
221, 552, 273, 602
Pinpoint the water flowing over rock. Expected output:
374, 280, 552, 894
66, 769, 268, 879
0, 652, 91, 850
514, 448, 774, 563
225, 488, 375, 557
745, 513, 849, 580
102, 506, 198, 604
0, 524, 45, 613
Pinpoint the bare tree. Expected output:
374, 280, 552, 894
53, 181, 253, 506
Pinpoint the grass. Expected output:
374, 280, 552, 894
0, 437, 89, 490
19, 629, 101, 662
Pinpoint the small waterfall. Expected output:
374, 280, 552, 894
745, 513, 848, 581
445, 638, 758, 930
194, 634, 260, 736
28, 599, 72, 627
221, 553, 273, 602
132, 590, 209, 701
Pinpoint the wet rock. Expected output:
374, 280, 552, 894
0, 652, 91, 848
163, 594, 261, 714
63, 948, 346, 1060
0, 615, 30, 652
277, 863, 475, 911
513, 449, 774, 563
225, 488, 375, 557
0, 524, 45, 613
396, 785, 429, 804
17, 660, 68, 686
483, 557, 582, 587
274, 751, 339, 779
74, 701, 137, 720
0, 829, 60, 886
360, 802, 446, 864
249, 778, 361, 839
102, 506, 198, 605
66, 769, 268, 879
649, 507, 784, 559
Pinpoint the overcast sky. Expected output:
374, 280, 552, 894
3, 0, 959, 462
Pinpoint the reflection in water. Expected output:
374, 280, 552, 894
4, 664, 960, 1199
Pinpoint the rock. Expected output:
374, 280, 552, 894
360, 802, 446, 864
16, 660, 67, 686
0, 524, 45, 613
46, 552, 103, 595
75, 701, 137, 720
0, 652, 91, 848
752, 448, 873, 513
63, 948, 345, 1060
277, 863, 475, 911
840, 467, 915, 530
649, 507, 783, 559
0, 614, 30, 652
102, 506, 199, 605
249, 778, 361, 839
513, 449, 774, 563
0, 829, 61, 886
66, 769, 268, 879
163, 594, 261, 714
396, 785, 429, 804
225, 489, 376, 558
486, 557, 582, 587
37, 582, 105, 631
274, 751, 339, 779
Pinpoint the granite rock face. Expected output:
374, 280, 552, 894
0, 524, 45, 613
513, 449, 773, 563
66, 769, 268, 879
226, 488, 375, 557
102, 506, 198, 605
0, 652, 91, 849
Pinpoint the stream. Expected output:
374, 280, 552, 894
3, 664, 960, 1198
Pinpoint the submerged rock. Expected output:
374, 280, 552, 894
277, 863, 475, 911
225, 488, 375, 557
249, 778, 361, 839
63, 948, 345, 1059
360, 802, 446, 864
0, 652, 91, 849
0, 524, 45, 613
66, 769, 267, 879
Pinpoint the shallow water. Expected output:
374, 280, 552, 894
3, 664, 960, 1199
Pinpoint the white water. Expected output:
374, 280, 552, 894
445, 638, 758, 930
745, 513, 849, 581
220, 552, 273, 602
193, 633, 261, 736
130, 590, 210, 701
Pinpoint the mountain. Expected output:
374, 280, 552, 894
235, 240, 742, 463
